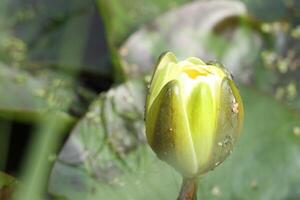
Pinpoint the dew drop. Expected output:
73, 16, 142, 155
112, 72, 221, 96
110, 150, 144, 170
211, 185, 221, 197
293, 126, 300, 136
144, 75, 151, 83
232, 98, 239, 114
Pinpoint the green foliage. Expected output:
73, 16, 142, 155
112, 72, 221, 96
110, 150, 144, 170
14, 113, 75, 200
199, 86, 300, 200
97, 0, 193, 81
1, 0, 300, 199
49, 78, 149, 199
0, 63, 76, 122
9, 0, 109, 76
97, 0, 193, 46
117, 0, 260, 80
49, 78, 300, 199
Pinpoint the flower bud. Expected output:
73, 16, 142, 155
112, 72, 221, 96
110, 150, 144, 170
145, 52, 244, 178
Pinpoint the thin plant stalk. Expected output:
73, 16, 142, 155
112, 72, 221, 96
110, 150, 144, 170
177, 177, 198, 200
15, 113, 73, 200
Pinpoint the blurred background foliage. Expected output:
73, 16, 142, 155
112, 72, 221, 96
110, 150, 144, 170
0, 0, 300, 199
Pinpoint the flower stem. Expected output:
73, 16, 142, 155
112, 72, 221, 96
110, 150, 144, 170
177, 177, 198, 200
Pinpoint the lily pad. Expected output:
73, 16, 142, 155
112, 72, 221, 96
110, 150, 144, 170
97, 0, 194, 47
119, 0, 263, 83
1, 0, 111, 77
49, 78, 300, 199
97, 0, 194, 81
198, 87, 300, 200
49, 78, 149, 199
0, 63, 76, 122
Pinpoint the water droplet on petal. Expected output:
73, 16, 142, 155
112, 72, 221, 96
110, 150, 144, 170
144, 75, 151, 83
232, 98, 239, 114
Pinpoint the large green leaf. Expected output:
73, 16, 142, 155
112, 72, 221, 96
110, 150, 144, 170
251, 19, 300, 111
49, 78, 149, 199
0, 0, 103, 122
118, 0, 262, 81
97, 0, 194, 81
49, 78, 300, 199
198, 87, 300, 200
6, 0, 111, 76
241, 0, 299, 22
117, 0, 300, 111
0, 63, 76, 123
97, 0, 193, 47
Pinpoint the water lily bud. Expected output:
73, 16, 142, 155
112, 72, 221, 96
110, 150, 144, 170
145, 52, 244, 178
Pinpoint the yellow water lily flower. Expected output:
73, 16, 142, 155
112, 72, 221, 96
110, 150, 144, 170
145, 52, 244, 178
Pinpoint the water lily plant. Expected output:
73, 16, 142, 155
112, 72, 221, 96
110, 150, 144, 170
145, 52, 244, 200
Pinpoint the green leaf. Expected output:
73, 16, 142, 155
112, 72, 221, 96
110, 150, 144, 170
197, 86, 300, 200
49, 78, 150, 199
1, 0, 111, 77
97, 0, 193, 81
118, 0, 262, 81
240, 0, 291, 22
97, 0, 193, 47
0, 63, 76, 123
251, 18, 300, 112
49, 78, 300, 199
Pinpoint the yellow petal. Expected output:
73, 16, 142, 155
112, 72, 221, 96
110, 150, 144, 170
146, 52, 178, 112
186, 81, 216, 170
145, 80, 198, 177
